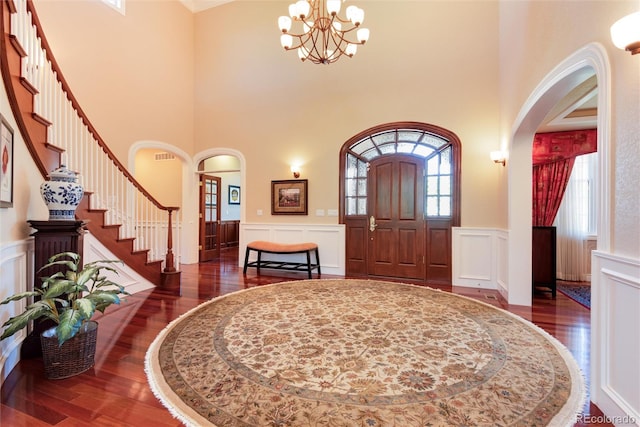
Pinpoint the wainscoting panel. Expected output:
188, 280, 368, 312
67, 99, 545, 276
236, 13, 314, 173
242, 226, 272, 243
0, 239, 33, 384
591, 251, 640, 425
453, 228, 508, 291
240, 223, 345, 275
496, 231, 509, 298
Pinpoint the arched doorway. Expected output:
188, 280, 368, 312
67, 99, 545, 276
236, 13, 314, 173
197, 155, 242, 262
128, 140, 192, 264
508, 43, 611, 306
339, 122, 461, 284
508, 40, 613, 419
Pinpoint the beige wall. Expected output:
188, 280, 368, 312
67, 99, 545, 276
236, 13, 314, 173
194, 1, 501, 226
32, 1, 502, 227
15, 0, 638, 256
134, 149, 182, 207
499, 0, 640, 257
34, 0, 196, 163
0, 84, 49, 243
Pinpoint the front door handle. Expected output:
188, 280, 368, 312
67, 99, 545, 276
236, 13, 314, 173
369, 215, 377, 232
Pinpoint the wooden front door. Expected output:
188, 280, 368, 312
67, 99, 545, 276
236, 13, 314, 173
341, 122, 460, 285
367, 156, 426, 280
199, 174, 221, 262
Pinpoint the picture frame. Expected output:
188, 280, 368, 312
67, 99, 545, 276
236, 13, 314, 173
0, 114, 14, 208
271, 179, 308, 215
228, 185, 240, 205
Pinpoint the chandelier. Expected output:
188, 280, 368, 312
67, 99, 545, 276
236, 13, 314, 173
278, 0, 370, 64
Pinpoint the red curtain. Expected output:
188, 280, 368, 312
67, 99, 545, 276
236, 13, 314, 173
532, 158, 575, 226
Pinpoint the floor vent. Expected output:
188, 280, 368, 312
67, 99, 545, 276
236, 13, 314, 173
485, 295, 497, 300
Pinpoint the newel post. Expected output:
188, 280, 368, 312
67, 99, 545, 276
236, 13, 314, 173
160, 208, 181, 294
164, 208, 176, 273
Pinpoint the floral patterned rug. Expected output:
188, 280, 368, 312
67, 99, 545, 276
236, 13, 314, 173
145, 279, 585, 426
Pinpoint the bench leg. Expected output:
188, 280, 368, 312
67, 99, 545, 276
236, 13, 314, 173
243, 247, 251, 275
306, 250, 312, 279
315, 248, 321, 275
256, 250, 262, 275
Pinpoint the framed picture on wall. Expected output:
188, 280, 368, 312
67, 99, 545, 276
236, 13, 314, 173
228, 185, 240, 205
271, 179, 307, 215
0, 114, 14, 208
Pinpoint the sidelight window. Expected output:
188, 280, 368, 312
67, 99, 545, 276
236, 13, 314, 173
425, 146, 452, 217
344, 155, 368, 215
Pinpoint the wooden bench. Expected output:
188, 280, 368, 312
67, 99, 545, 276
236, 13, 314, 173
243, 241, 321, 279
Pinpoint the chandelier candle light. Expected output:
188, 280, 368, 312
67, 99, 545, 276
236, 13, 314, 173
278, 0, 370, 64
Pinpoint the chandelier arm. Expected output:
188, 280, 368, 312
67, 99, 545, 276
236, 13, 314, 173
283, 29, 313, 38
285, 32, 314, 51
278, 0, 368, 64
308, 24, 328, 63
330, 15, 357, 25
327, 29, 350, 58
337, 26, 362, 38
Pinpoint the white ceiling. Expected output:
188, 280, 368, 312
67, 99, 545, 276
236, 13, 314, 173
537, 74, 598, 133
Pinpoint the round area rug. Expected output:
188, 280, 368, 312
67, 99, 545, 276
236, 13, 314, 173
145, 279, 585, 426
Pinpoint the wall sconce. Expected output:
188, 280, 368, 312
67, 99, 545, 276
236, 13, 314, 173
291, 165, 301, 178
611, 11, 640, 55
490, 151, 506, 167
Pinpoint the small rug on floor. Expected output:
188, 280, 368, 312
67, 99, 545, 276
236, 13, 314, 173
145, 279, 585, 426
558, 285, 591, 309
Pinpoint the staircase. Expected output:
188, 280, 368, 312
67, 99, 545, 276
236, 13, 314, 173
1, 0, 180, 289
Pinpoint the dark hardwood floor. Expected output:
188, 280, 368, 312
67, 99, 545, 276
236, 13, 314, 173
1, 249, 611, 426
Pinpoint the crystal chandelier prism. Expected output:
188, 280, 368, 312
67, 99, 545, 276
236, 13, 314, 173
278, 0, 370, 64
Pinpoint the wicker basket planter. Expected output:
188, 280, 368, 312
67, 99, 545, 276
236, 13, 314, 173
40, 321, 98, 380
1, 252, 127, 380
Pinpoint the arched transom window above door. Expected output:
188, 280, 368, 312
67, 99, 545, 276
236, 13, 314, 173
341, 122, 461, 223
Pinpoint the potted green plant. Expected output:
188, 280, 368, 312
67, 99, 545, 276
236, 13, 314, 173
0, 251, 129, 379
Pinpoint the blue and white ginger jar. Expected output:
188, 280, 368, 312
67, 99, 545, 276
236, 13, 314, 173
40, 165, 84, 220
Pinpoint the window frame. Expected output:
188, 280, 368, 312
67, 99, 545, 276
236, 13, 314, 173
339, 121, 461, 226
